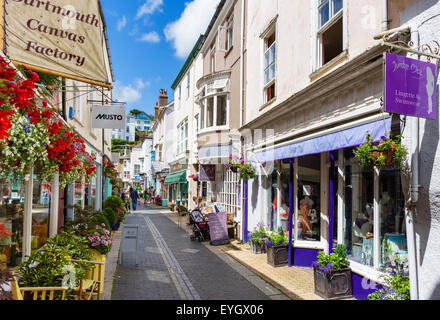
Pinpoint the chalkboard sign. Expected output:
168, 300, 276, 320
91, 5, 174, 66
207, 212, 229, 242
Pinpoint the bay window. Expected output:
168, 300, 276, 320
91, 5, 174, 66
198, 93, 229, 132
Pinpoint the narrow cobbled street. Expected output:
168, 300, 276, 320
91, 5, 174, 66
112, 205, 280, 300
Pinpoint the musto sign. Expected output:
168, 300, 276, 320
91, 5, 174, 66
4, 0, 111, 86
91, 106, 126, 130
385, 52, 437, 120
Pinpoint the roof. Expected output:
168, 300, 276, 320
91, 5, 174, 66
171, 35, 204, 90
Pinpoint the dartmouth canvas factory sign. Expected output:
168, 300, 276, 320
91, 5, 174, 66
4, 0, 111, 87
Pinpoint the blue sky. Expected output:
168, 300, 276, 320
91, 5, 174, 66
101, 0, 220, 117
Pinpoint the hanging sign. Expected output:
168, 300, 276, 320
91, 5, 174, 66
91, 105, 126, 129
4, 0, 112, 87
200, 164, 216, 182
385, 52, 437, 119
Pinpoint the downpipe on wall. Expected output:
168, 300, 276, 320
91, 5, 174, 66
405, 26, 420, 301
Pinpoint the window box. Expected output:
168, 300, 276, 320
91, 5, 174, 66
313, 266, 353, 300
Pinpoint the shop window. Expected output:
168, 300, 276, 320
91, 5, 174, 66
31, 175, 51, 254
0, 176, 25, 267
379, 169, 407, 269
89, 177, 97, 207
268, 161, 279, 231
74, 181, 84, 207
297, 154, 321, 241
343, 148, 374, 266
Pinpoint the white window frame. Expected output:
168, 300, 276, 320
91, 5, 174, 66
198, 92, 230, 134
312, 0, 347, 71
262, 25, 277, 105
186, 72, 190, 99
225, 14, 234, 51
177, 118, 189, 155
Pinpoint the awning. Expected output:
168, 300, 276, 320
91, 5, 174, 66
251, 117, 392, 163
164, 171, 187, 184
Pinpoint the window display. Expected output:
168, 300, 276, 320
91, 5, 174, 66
31, 175, 50, 253
297, 154, 321, 241
0, 176, 24, 267
344, 148, 374, 266
379, 169, 407, 268
268, 161, 279, 231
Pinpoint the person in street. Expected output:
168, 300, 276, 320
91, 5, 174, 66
143, 189, 148, 205
210, 196, 225, 213
193, 196, 198, 209
130, 187, 139, 211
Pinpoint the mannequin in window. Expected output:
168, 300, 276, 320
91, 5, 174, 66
298, 196, 314, 239
273, 194, 289, 232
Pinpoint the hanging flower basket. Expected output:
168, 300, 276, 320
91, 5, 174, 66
189, 173, 199, 181
225, 154, 256, 180
354, 134, 408, 169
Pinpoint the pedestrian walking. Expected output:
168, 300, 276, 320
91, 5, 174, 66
130, 187, 139, 211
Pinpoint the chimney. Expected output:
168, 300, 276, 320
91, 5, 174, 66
158, 89, 168, 108
154, 101, 159, 120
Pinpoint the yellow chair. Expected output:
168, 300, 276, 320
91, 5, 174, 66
70, 249, 106, 300
11, 272, 68, 300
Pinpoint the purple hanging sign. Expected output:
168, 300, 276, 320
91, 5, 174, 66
200, 164, 216, 182
385, 52, 437, 119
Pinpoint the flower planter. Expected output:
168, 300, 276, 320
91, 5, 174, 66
231, 166, 238, 173
266, 245, 290, 267
313, 266, 353, 300
250, 241, 267, 254
371, 150, 395, 167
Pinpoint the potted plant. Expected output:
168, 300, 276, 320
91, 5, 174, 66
265, 229, 292, 267
354, 134, 408, 169
225, 154, 257, 180
312, 244, 352, 300
248, 223, 268, 254
368, 255, 410, 300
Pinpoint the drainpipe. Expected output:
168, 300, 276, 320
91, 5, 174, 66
405, 26, 420, 300
240, 0, 245, 128
382, 0, 388, 32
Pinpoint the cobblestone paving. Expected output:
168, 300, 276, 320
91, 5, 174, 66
111, 205, 273, 300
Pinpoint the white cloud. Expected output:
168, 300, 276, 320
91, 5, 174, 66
164, 0, 220, 59
138, 31, 161, 43
113, 79, 150, 104
117, 16, 127, 31
136, 0, 163, 19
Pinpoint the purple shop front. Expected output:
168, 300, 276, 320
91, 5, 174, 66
385, 52, 437, 119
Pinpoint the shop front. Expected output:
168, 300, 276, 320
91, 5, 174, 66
164, 171, 188, 208
242, 45, 413, 299
247, 115, 408, 299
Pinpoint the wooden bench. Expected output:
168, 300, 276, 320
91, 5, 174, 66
11, 272, 68, 300
69, 249, 106, 300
